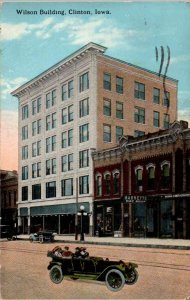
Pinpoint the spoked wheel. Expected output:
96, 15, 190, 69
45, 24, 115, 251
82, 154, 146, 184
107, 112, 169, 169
49, 265, 63, 284
105, 269, 125, 292
125, 269, 139, 285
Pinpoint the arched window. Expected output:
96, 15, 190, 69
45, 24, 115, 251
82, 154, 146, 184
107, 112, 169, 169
95, 173, 102, 196
135, 166, 143, 192
105, 174, 111, 195
113, 173, 120, 194
161, 162, 170, 189
147, 164, 155, 190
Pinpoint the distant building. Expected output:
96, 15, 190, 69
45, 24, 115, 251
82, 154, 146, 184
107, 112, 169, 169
11, 42, 178, 234
0, 170, 18, 227
93, 120, 190, 239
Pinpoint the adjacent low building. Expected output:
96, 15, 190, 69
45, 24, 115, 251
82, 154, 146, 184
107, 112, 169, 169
0, 170, 18, 228
92, 120, 190, 239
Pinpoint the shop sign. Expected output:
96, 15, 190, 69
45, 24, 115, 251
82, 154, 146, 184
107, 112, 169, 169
124, 195, 147, 203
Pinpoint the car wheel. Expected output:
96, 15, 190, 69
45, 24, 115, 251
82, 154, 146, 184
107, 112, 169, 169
105, 269, 125, 292
125, 269, 139, 285
29, 237, 33, 243
49, 265, 63, 284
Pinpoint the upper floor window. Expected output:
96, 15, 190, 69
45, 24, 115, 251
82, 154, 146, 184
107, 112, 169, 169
62, 129, 73, 148
22, 166, 28, 180
105, 173, 111, 195
116, 76, 123, 94
116, 126, 123, 143
103, 98, 111, 116
153, 88, 160, 104
113, 172, 120, 194
32, 162, 41, 178
134, 107, 145, 124
153, 111, 160, 127
32, 141, 41, 157
163, 113, 170, 129
79, 98, 89, 117
134, 82, 145, 100
79, 72, 89, 92
161, 162, 170, 189
103, 73, 111, 91
46, 136, 56, 153
32, 119, 41, 136
135, 167, 143, 192
61, 154, 73, 172
32, 97, 41, 115
79, 124, 89, 143
46, 89, 56, 108
147, 165, 155, 190
46, 181, 56, 198
62, 80, 74, 100
32, 184, 41, 200
62, 105, 74, 124
79, 150, 89, 168
22, 125, 28, 140
79, 175, 89, 194
96, 174, 102, 196
116, 102, 123, 119
103, 124, 111, 142
134, 130, 145, 137
22, 105, 29, 120
46, 113, 56, 130
22, 186, 28, 201
163, 91, 170, 107
22, 145, 28, 160
46, 158, 56, 175
68, 80, 74, 98
61, 178, 73, 196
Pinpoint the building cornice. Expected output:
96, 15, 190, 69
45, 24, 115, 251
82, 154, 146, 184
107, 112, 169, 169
102, 54, 178, 84
11, 42, 107, 98
92, 120, 190, 161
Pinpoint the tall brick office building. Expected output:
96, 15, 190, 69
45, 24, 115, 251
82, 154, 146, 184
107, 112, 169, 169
12, 42, 178, 235
93, 120, 190, 239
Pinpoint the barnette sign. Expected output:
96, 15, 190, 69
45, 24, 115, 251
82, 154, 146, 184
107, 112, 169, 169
124, 195, 147, 203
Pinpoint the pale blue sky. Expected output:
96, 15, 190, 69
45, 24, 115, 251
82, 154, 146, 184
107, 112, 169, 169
1, 1, 190, 121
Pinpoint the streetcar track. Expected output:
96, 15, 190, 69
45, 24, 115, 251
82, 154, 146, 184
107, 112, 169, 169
1, 246, 190, 272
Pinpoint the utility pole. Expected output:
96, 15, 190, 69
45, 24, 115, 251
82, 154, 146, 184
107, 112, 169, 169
75, 177, 79, 240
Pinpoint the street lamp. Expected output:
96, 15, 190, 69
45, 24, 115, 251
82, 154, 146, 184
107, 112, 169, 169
79, 205, 85, 241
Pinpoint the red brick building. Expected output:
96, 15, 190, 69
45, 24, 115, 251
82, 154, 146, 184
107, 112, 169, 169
92, 120, 190, 239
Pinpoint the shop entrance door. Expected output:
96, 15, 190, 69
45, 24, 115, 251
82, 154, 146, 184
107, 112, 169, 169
146, 201, 158, 237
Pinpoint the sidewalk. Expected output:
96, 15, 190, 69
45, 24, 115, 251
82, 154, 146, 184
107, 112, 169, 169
18, 234, 190, 250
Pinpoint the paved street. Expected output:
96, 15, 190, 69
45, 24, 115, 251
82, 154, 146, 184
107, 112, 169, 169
1, 240, 190, 299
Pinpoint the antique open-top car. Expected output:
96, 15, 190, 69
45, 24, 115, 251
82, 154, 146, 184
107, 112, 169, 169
29, 231, 55, 243
47, 246, 138, 292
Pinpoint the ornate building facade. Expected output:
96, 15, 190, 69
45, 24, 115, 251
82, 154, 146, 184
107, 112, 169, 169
93, 121, 190, 239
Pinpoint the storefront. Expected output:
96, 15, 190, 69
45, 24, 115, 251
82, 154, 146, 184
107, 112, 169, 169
19, 202, 90, 234
123, 194, 190, 239
94, 200, 122, 236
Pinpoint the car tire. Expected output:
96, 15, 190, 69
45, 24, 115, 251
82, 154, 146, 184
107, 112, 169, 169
125, 269, 139, 285
29, 237, 33, 243
105, 269, 125, 292
49, 265, 63, 284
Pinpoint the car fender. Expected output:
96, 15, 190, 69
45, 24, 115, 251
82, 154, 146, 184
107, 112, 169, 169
97, 265, 126, 281
47, 261, 62, 270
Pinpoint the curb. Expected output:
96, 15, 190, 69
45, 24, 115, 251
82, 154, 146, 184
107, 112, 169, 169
17, 237, 190, 250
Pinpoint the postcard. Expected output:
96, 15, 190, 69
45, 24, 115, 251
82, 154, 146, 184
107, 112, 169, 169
1, 1, 190, 299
